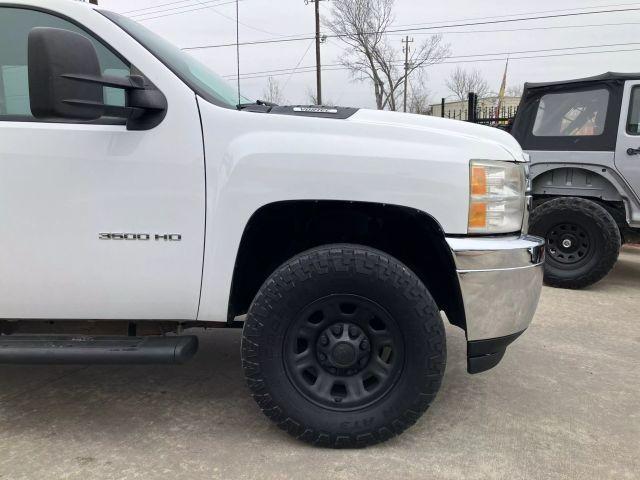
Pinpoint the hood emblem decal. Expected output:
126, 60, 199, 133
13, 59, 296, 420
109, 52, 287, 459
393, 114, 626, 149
293, 106, 339, 114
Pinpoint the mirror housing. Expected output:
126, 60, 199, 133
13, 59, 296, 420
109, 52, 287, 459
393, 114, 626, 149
28, 27, 104, 120
28, 27, 167, 130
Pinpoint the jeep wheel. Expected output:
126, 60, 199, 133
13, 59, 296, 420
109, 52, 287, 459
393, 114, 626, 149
241, 244, 446, 448
530, 197, 621, 289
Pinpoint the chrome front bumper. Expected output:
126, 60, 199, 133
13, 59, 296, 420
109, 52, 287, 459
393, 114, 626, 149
446, 235, 545, 372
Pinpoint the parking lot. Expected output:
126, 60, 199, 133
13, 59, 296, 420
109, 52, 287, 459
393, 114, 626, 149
0, 248, 638, 480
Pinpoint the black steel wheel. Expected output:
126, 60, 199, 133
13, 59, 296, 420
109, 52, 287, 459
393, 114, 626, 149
530, 197, 621, 289
284, 294, 404, 411
546, 222, 593, 266
242, 244, 446, 448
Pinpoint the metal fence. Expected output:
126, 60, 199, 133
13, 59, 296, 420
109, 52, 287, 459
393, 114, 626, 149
438, 93, 519, 130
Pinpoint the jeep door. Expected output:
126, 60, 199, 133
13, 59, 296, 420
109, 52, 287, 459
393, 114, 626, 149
0, 6, 205, 319
615, 81, 640, 200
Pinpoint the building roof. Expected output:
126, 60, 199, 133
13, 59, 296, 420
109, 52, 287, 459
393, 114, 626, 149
430, 96, 520, 108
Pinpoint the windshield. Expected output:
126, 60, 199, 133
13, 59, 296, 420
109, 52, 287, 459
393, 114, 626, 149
101, 11, 246, 109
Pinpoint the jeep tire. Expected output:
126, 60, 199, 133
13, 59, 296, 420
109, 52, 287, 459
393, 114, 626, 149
241, 244, 446, 448
530, 197, 621, 289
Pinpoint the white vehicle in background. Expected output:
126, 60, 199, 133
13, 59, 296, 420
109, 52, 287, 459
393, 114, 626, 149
0, 0, 544, 448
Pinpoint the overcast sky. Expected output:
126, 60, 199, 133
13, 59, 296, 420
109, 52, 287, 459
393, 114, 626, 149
97, 0, 640, 108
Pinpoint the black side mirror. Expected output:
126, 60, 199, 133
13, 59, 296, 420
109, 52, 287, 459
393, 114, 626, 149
28, 27, 104, 120
28, 27, 167, 130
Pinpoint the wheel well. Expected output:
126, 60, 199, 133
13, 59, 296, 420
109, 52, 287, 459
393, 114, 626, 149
532, 167, 623, 202
531, 166, 629, 228
228, 201, 465, 331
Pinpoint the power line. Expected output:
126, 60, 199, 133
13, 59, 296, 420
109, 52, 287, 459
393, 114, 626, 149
445, 46, 640, 64
390, 1, 640, 30
384, 21, 640, 37
186, 0, 276, 37
185, 35, 312, 49
125, 1, 640, 41
129, 0, 230, 19
132, 0, 240, 22
229, 47, 640, 81
128, 0, 232, 17
223, 42, 640, 80
282, 40, 316, 92
121, 0, 639, 22
436, 40, 640, 60
383, 7, 640, 36
121, 0, 198, 14
181, 6, 640, 49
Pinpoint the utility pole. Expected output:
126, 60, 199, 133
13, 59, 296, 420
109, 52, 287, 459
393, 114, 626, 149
402, 36, 414, 113
306, 0, 326, 105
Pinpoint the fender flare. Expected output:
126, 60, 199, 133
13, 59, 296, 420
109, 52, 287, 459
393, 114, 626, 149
530, 163, 639, 225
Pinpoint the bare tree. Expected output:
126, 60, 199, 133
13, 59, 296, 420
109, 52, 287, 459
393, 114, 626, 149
407, 73, 431, 115
325, 0, 449, 111
445, 67, 491, 101
262, 77, 286, 105
506, 84, 523, 98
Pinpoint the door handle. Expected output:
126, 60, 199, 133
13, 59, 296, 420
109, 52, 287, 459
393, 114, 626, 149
627, 147, 640, 155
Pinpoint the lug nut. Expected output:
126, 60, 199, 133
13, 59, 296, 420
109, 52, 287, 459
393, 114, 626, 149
318, 352, 327, 361
320, 334, 329, 346
360, 339, 370, 351
348, 326, 359, 338
331, 324, 343, 336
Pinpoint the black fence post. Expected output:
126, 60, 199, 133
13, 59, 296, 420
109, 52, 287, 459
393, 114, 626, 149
467, 92, 477, 123
440, 98, 445, 118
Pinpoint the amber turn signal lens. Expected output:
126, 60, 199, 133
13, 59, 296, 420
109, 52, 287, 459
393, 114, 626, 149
471, 165, 487, 196
469, 202, 487, 229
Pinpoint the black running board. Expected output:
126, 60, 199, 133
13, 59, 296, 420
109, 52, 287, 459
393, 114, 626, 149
0, 335, 198, 365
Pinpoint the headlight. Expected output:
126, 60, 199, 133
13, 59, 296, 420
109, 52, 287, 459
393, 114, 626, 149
469, 160, 526, 234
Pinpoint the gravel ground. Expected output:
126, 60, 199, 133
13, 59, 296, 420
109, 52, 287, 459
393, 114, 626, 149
0, 248, 638, 480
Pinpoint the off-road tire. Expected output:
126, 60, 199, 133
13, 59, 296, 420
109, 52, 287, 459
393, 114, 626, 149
530, 197, 621, 289
241, 244, 446, 448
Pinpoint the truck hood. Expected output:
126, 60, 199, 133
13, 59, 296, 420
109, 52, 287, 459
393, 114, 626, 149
347, 109, 525, 162
244, 104, 524, 162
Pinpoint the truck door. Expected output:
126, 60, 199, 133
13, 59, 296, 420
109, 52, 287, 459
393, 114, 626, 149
615, 81, 640, 200
0, 7, 205, 320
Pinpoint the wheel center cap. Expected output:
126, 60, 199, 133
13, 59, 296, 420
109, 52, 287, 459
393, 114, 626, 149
316, 322, 371, 374
562, 238, 573, 248
331, 342, 357, 367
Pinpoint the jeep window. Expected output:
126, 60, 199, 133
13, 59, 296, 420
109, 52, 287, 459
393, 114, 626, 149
101, 11, 245, 109
0, 7, 130, 121
626, 87, 640, 135
532, 89, 609, 137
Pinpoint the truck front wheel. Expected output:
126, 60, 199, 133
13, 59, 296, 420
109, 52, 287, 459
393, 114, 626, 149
241, 244, 446, 448
530, 197, 621, 289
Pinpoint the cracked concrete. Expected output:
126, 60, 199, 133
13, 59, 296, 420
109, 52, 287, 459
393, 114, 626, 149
0, 248, 638, 480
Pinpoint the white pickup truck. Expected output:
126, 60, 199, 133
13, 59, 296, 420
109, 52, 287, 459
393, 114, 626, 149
0, 0, 544, 448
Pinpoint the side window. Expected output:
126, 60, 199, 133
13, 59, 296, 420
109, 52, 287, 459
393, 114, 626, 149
626, 87, 640, 135
0, 7, 130, 120
532, 89, 610, 137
